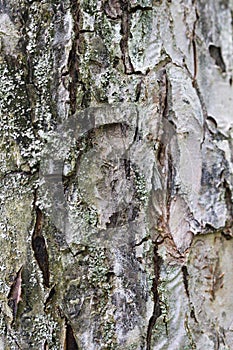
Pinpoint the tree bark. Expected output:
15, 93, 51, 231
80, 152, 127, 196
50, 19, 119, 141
0, 0, 232, 349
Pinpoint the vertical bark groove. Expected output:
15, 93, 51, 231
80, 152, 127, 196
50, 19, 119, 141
68, 0, 80, 114
65, 320, 79, 350
146, 244, 161, 350
32, 207, 50, 288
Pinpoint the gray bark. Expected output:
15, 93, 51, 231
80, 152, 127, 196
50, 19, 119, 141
0, 0, 232, 349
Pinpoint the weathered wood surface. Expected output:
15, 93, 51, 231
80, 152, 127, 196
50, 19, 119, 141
0, 0, 232, 349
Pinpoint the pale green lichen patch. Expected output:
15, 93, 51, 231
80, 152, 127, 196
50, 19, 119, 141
65, 185, 99, 247
85, 247, 117, 349
77, 8, 146, 105
59, 246, 118, 349
134, 167, 149, 204
20, 313, 60, 349
0, 176, 34, 294
0, 0, 60, 174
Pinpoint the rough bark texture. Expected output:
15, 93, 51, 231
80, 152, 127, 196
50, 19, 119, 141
0, 0, 232, 349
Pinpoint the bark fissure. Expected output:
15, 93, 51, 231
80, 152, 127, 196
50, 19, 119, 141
223, 179, 233, 233
182, 265, 190, 298
68, 0, 80, 114
133, 236, 149, 247
120, 1, 134, 74
44, 340, 49, 350
32, 206, 50, 288
191, 2, 199, 84
44, 286, 56, 311
129, 5, 153, 13
65, 320, 79, 350
146, 244, 161, 350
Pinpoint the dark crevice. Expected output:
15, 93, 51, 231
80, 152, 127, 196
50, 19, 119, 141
32, 207, 50, 288
44, 286, 56, 311
190, 305, 198, 323
120, 1, 134, 74
223, 180, 233, 233
79, 29, 94, 33
192, 39, 197, 81
221, 231, 233, 240
162, 72, 169, 119
157, 141, 166, 167
182, 265, 190, 298
146, 244, 161, 350
133, 125, 139, 140
130, 5, 153, 13
65, 320, 79, 350
133, 236, 149, 247
124, 158, 131, 179
68, 1, 80, 114
156, 70, 168, 167
135, 81, 142, 102
133, 109, 141, 143
125, 69, 149, 76
191, 4, 199, 83
166, 151, 173, 212
209, 45, 226, 73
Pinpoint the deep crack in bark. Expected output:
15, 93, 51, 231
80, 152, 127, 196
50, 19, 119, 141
65, 319, 79, 350
223, 180, 233, 234
146, 244, 161, 350
182, 265, 190, 298
68, 0, 80, 114
120, 0, 134, 74
32, 206, 50, 288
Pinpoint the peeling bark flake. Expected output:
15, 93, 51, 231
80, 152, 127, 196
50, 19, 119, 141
7, 266, 23, 321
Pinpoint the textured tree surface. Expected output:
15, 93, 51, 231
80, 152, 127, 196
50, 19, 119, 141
0, 0, 232, 349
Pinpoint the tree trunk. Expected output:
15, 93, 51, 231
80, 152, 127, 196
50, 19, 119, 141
0, 0, 232, 349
